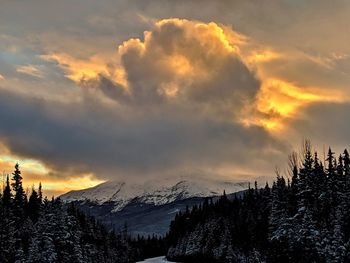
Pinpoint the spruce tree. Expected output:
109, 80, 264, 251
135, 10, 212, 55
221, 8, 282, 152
11, 163, 26, 216
38, 182, 43, 204
27, 187, 41, 223
3, 175, 12, 208
0, 192, 16, 263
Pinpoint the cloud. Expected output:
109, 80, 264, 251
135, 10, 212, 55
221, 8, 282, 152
2, 0, 350, 189
2, 17, 287, 184
41, 53, 126, 86
0, 16, 341, 185
84, 19, 260, 121
278, 101, 350, 162
16, 64, 44, 78
242, 78, 347, 131
0, 76, 287, 183
52, 18, 347, 133
0, 142, 103, 197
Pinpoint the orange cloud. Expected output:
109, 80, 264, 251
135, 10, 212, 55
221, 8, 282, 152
246, 49, 283, 64
32, 174, 104, 198
45, 18, 244, 103
118, 19, 241, 81
115, 18, 258, 112
39, 18, 349, 137
41, 53, 128, 89
242, 78, 347, 131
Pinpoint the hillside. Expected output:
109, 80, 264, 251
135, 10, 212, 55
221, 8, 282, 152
60, 176, 249, 236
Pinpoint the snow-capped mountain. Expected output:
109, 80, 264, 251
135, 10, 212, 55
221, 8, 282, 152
60, 177, 248, 212
60, 175, 250, 236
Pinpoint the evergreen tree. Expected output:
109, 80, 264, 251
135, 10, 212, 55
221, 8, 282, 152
0, 192, 15, 263
26, 187, 41, 223
38, 182, 43, 204
3, 175, 12, 208
9, 164, 27, 261
11, 163, 26, 217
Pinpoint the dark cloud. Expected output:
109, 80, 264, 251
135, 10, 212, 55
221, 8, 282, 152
0, 86, 287, 180
286, 102, 350, 152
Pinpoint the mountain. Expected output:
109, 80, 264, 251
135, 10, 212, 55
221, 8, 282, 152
60, 176, 249, 236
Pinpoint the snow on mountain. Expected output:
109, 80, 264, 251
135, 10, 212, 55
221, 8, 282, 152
60, 175, 249, 212
136, 256, 173, 263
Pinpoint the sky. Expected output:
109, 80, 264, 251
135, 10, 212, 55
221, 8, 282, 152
1, 0, 350, 196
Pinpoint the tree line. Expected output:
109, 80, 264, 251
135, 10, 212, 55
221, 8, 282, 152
166, 142, 350, 262
0, 164, 164, 263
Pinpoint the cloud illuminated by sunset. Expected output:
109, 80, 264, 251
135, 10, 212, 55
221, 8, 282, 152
1, 0, 350, 194
0, 149, 104, 197
41, 53, 128, 89
243, 78, 348, 131
44, 18, 348, 134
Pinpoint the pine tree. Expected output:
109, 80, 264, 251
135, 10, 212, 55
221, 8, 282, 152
269, 176, 293, 261
0, 192, 16, 263
26, 187, 41, 223
38, 182, 43, 204
9, 163, 27, 261
3, 175, 12, 208
343, 150, 350, 177
287, 152, 299, 216
11, 163, 26, 217
298, 141, 315, 210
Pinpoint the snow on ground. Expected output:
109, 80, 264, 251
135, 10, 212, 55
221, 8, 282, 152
136, 256, 177, 262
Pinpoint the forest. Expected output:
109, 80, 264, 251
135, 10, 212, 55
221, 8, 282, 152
167, 142, 350, 262
0, 164, 165, 263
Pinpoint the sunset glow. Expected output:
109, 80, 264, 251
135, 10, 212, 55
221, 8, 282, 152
249, 78, 347, 131
1, 1, 350, 196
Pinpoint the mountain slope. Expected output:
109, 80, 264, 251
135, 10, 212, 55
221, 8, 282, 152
60, 176, 249, 236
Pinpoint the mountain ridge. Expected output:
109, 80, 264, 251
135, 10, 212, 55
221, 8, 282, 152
60, 177, 250, 211
59, 176, 250, 236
